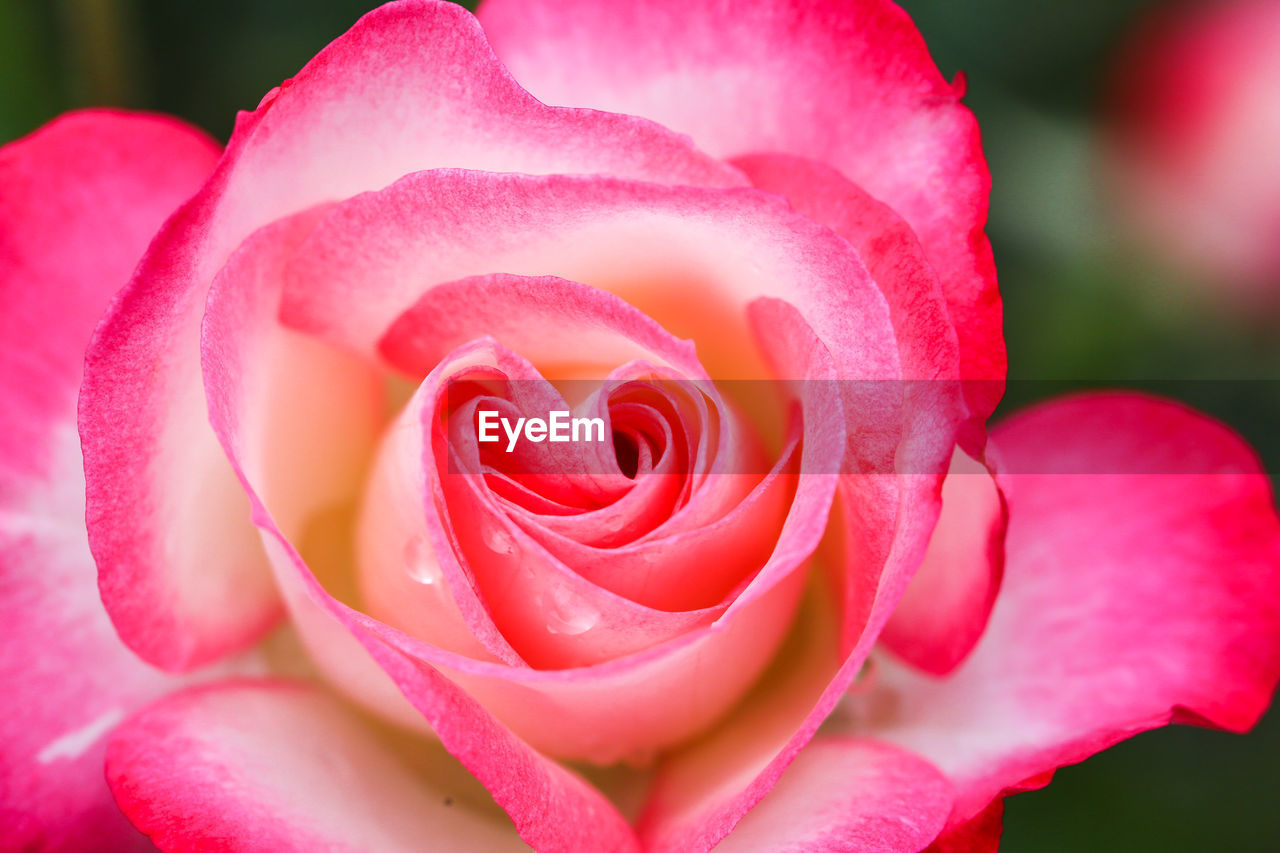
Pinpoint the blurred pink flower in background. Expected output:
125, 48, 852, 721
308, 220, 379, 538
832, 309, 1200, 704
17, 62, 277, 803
1108, 0, 1280, 302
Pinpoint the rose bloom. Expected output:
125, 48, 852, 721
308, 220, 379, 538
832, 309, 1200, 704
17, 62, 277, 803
1108, 0, 1280, 301
3, 1, 1279, 851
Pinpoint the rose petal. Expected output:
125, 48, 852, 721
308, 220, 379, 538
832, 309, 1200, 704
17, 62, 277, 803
279, 170, 900, 388
0, 110, 218, 851
731, 154, 960, 384
859, 393, 1280, 834
731, 152, 977, 448
207, 272, 817, 760
630, 560, 867, 852
81, 0, 744, 673
0, 111, 215, 481
201, 208, 387, 602
879, 447, 1005, 675
714, 738, 952, 853
379, 272, 785, 611
380, 272, 705, 381
734, 153, 995, 675
729, 155, 976, 676
105, 679, 529, 852
479, 0, 1005, 416
366, 340, 736, 670
504, 445, 794, 611
615, 280, 953, 852
2, 477, 165, 853
923, 800, 1003, 853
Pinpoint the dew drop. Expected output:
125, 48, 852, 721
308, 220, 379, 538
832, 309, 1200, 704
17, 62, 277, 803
402, 536, 440, 586
481, 523, 516, 555
543, 584, 599, 636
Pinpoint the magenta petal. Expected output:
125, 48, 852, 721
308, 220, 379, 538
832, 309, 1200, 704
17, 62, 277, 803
1, 110, 218, 851
480, 0, 1004, 416
880, 447, 1005, 675
865, 393, 1280, 832
1, 111, 217, 479
734, 156, 995, 671
732, 153, 960, 388
714, 738, 952, 853
105, 680, 528, 852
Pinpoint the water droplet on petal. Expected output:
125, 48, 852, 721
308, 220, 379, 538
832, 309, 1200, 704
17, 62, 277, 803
543, 584, 599, 636
481, 523, 516, 555
402, 535, 440, 586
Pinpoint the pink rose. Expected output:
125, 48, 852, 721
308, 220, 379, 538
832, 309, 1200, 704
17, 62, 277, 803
3, 2, 1279, 851
1108, 0, 1280, 301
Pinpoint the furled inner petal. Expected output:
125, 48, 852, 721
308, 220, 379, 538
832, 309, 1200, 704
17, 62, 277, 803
360, 328, 819, 680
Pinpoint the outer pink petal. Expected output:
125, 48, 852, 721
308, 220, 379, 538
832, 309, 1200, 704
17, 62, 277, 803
479, 0, 1005, 416
730, 155, 986, 676
0, 111, 219, 851
105, 679, 529, 852
631, 532, 934, 853
879, 447, 1005, 675
731, 153, 978, 452
733, 152, 1000, 676
923, 800, 1003, 853
0, 111, 217, 484
1, 528, 167, 853
860, 393, 1280, 833
713, 738, 952, 853
279, 170, 899, 385
730, 153, 960, 385
80, 0, 744, 673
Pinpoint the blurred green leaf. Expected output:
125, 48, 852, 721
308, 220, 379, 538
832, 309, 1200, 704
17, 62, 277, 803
0, 1, 61, 142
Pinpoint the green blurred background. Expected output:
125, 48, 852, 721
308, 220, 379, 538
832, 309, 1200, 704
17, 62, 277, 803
3, 0, 1277, 849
